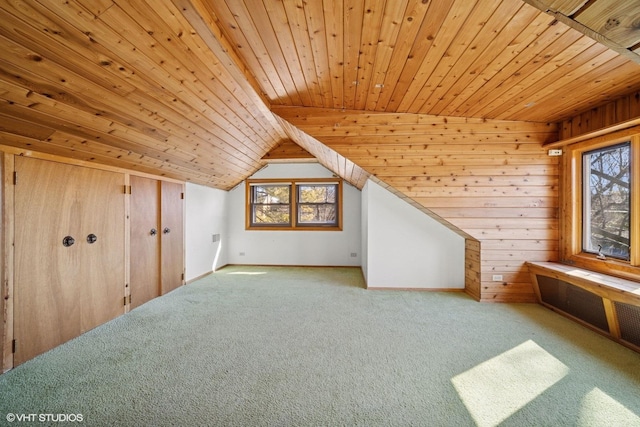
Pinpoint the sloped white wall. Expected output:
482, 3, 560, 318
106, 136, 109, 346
185, 182, 228, 281
226, 163, 362, 266
361, 179, 465, 289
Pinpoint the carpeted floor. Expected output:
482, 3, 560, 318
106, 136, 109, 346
1, 266, 639, 426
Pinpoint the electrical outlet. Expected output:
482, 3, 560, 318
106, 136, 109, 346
492, 275, 503, 281
239, 252, 245, 256
548, 149, 563, 156
350, 252, 357, 257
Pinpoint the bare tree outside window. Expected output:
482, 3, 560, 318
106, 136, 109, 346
297, 184, 337, 225
251, 184, 291, 225
583, 143, 631, 260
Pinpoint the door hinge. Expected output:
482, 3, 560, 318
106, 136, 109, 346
181, 192, 184, 200
12, 339, 16, 354
181, 273, 184, 281
13, 171, 17, 185
123, 185, 131, 194
123, 295, 131, 306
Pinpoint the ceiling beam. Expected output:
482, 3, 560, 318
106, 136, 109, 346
522, 0, 640, 65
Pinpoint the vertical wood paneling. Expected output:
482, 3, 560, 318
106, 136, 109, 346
276, 107, 559, 302
560, 91, 640, 140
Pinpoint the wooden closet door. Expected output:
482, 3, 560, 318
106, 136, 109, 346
130, 176, 160, 309
160, 181, 184, 294
14, 158, 82, 365
78, 167, 125, 332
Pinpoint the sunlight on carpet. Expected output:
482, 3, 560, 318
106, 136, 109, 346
451, 340, 569, 427
578, 387, 640, 426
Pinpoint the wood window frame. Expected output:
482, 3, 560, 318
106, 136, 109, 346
246, 178, 343, 231
561, 132, 640, 281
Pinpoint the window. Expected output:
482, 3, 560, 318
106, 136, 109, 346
562, 133, 639, 278
582, 143, 630, 260
247, 178, 342, 230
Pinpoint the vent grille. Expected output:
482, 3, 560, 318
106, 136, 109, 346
615, 301, 640, 348
536, 275, 609, 333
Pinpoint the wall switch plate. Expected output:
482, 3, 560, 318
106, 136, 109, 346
492, 275, 503, 281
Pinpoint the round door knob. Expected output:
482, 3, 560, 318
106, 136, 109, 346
150, 228, 157, 236
163, 227, 171, 234
62, 236, 75, 247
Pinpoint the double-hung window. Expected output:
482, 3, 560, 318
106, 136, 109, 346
247, 178, 342, 230
562, 133, 639, 278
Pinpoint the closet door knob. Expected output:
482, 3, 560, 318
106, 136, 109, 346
87, 234, 97, 244
62, 236, 75, 247
150, 228, 157, 236
163, 227, 171, 234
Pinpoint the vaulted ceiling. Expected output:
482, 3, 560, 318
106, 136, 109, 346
1, 0, 639, 189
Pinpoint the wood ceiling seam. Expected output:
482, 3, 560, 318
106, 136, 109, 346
28, 0, 270, 164
463, 31, 593, 119
384, 0, 455, 112
158, 2, 280, 149
261, 0, 314, 107
300, 0, 334, 108
362, 0, 409, 111
373, 0, 432, 111
323, 0, 345, 109
422, 0, 525, 115
490, 43, 619, 120
397, 0, 475, 113
439, 11, 555, 117
455, 18, 580, 118
231, 0, 303, 106
185, 0, 283, 104
278, 0, 322, 107
352, 0, 386, 110
107, 2, 271, 153
0, 55, 259, 174
409, 0, 510, 114
342, 0, 365, 111
175, 0, 288, 143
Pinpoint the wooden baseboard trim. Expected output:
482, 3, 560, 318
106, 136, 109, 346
366, 287, 464, 292
186, 271, 213, 284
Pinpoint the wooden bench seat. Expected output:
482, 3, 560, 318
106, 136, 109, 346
526, 261, 640, 353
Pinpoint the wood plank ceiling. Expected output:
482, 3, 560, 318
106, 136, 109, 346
1, 0, 639, 189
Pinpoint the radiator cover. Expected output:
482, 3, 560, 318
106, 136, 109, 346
536, 275, 610, 333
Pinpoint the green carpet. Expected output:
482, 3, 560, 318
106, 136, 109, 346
1, 266, 639, 426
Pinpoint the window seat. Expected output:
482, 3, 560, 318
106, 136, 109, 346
526, 261, 640, 353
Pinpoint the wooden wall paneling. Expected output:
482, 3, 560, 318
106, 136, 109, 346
160, 181, 185, 295
277, 107, 560, 302
77, 167, 125, 333
13, 158, 82, 365
129, 176, 161, 310
557, 91, 640, 140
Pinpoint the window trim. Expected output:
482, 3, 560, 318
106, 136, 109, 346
246, 178, 343, 231
562, 133, 640, 280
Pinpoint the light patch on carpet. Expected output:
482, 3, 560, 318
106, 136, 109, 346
578, 387, 640, 426
451, 339, 569, 427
